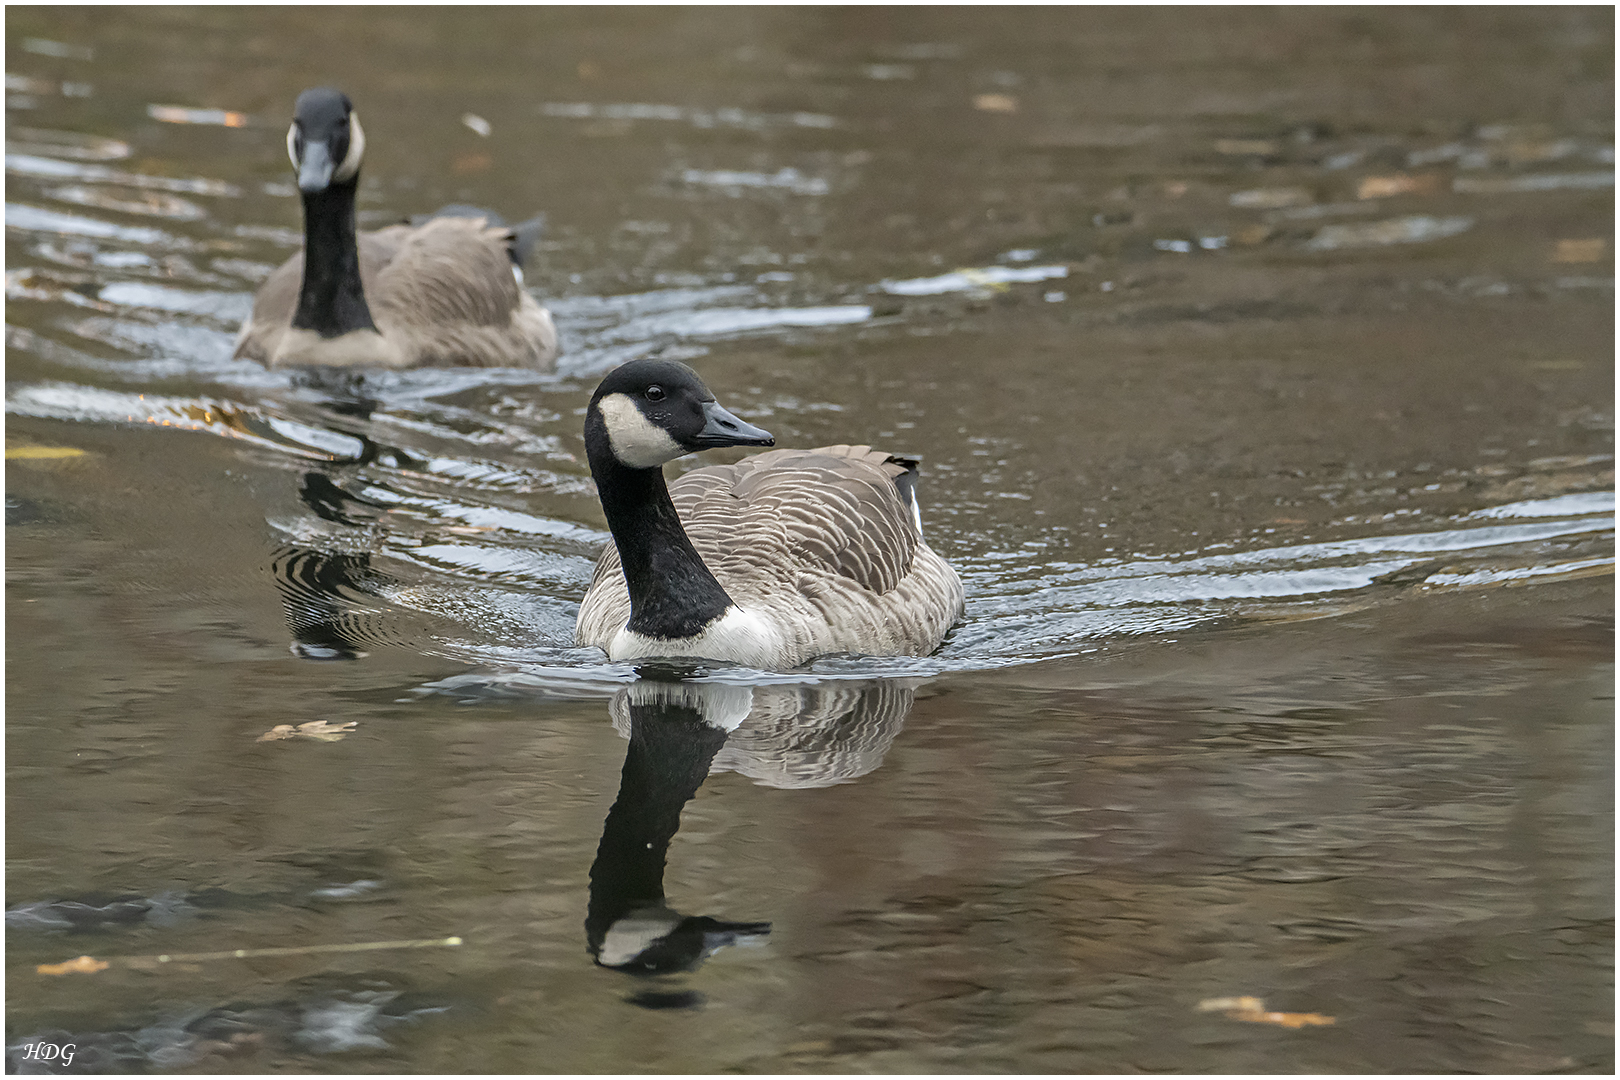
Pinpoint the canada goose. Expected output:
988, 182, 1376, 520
234, 88, 558, 370
575, 359, 965, 669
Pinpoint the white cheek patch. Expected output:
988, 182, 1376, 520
332, 112, 365, 182
286, 123, 298, 169
597, 392, 684, 468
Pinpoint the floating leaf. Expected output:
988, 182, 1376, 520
973, 94, 1018, 114
258, 720, 357, 743
1196, 995, 1335, 1028
1233, 1008, 1336, 1029
1357, 173, 1443, 199
38, 954, 109, 976
6, 444, 86, 460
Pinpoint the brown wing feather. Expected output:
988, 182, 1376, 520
697, 445, 919, 595
368, 217, 522, 328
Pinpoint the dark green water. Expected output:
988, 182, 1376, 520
6, 7, 1613, 1073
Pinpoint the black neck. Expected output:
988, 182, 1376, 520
586, 416, 734, 639
292, 178, 378, 337
585, 702, 728, 952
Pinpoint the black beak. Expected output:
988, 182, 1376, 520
298, 140, 335, 194
693, 400, 774, 449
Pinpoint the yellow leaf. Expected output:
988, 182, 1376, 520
6, 445, 86, 459
38, 955, 109, 976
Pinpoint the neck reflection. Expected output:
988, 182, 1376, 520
587, 680, 767, 974
586, 675, 919, 984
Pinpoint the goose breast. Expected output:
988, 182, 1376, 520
579, 444, 964, 666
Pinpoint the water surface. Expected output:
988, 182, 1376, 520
6, 7, 1613, 1073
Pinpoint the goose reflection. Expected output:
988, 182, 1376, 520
587, 675, 916, 980
270, 469, 398, 660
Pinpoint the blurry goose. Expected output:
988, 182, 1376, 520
576, 359, 964, 669
234, 88, 558, 370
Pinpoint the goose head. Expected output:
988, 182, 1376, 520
287, 87, 366, 195
586, 359, 774, 471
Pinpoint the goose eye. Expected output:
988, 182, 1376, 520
644, 386, 665, 402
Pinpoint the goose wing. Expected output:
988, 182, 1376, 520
680, 445, 921, 596
367, 216, 523, 327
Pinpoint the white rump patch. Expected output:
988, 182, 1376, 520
608, 606, 784, 669
597, 392, 685, 469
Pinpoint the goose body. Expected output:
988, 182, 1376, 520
234, 88, 558, 371
575, 360, 964, 669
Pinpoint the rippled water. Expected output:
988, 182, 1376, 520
6, 7, 1614, 1074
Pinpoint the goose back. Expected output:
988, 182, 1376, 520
578, 444, 964, 666
236, 215, 557, 370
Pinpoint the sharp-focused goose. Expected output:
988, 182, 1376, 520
234, 88, 558, 371
576, 359, 965, 669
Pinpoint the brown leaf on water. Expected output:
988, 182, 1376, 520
1552, 238, 1606, 263
1197, 995, 1335, 1028
973, 94, 1018, 113
1358, 173, 1443, 199
1233, 1008, 1336, 1028
258, 721, 357, 743
38, 954, 109, 976
452, 152, 493, 175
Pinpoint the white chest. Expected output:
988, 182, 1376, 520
272, 327, 405, 369
608, 606, 785, 669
